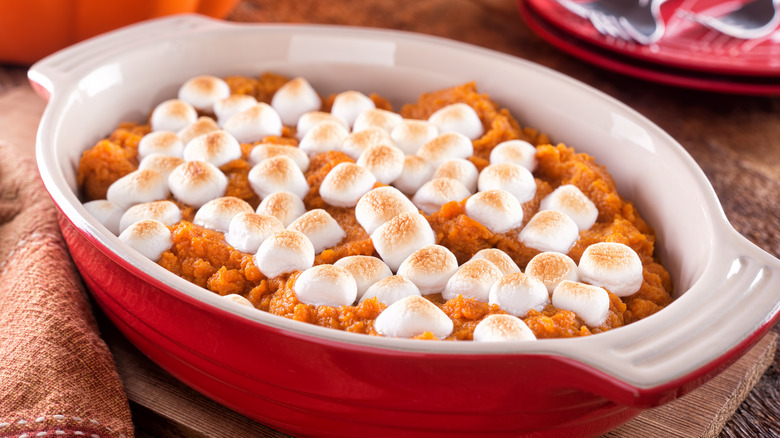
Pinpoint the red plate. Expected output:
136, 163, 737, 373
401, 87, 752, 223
527, 0, 780, 77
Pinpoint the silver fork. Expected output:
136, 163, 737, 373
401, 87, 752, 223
682, 0, 780, 40
555, 0, 669, 45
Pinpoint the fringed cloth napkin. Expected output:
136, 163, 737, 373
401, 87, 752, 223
0, 143, 134, 438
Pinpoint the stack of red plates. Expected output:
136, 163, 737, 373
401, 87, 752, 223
518, 0, 780, 95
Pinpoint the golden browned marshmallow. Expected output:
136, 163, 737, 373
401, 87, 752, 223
296, 111, 347, 139
293, 264, 358, 307
118, 219, 173, 262
214, 94, 258, 127
473, 314, 537, 342
359, 275, 421, 306
298, 120, 349, 155
178, 75, 231, 112
525, 251, 579, 293
225, 212, 285, 254
254, 229, 315, 278
138, 154, 185, 180
352, 108, 403, 133
518, 210, 580, 254
319, 162, 377, 208
370, 212, 436, 272
578, 242, 643, 297
441, 259, 503, 302
330, 90, 375, 129
427, 102, 484, 140
488, 272, 549, 317
433, 158, 479, 193
270, 77, 322, 126
411, 177, 471, 215
334, 255, 393, 300
339, 127, 392, 160
137, 131, 184, 159
469, 248, 521, 276
221, 293, 254, 307
248, 143, 310, 172
356, 143, 405, 184
355, 186, 419, 235
223, 103, 283, 143
464, 189, 524, 234
119, 200, 182, 234
373, 295, 453, 339
390, 119, 439, 154
416, 132, 474, 168
477, 162, 536, 204
539, 184, 598, 231
255, 191, 306, 227
177, 116, 220, 145
82, 200, 124, 235
248, 156, 310, 200
150, 99, 198, 132
106, 168, 169, 210
183, 130, 242, 167
287, 209, 347, 254
168, 160, 228, 208
396, 244, 458, 294
193, 196, 254, 233
489, 139, 537, 171
393, 155, 434, 196
552, 280, 610, 327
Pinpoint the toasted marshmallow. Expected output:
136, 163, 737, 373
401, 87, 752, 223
150, 99, 198, 132
254, 229, 315, 278
356, 143, 405, 184
416, 132, 474, 169
298, 120, 349, 155
248, 156, 310, 200
271, 77, 322, 127
552, 280, 610, 327
473, 314, 536, 342
214, 94, 258, 127
330, 90, 376, 128
489, 140, 537, 171
287, 209, 346, 253
319, 162, 377, 208
106, 169, 169, 210
464, 189, 524, 234
334, 255, 393, 300
223, 103, 283, 143
137, 131, 184, 159
221, 293, 254, 307
118, 219, 173, 262
225, 212, 285, 253
411, 177, 471, 215
353, 108, 403, 134
355, 186, 418, 235
193, 196, 254, 232
248, 143, 310, 172
539, 185, 598, 231
433, 158, 478, 193
255, 191, 306, 227
83, 200, 124, 235
488, 272, 549, 317
396, 245, 458, 294
518, 210, 580, 254
339, 127, 392, 160
441, 259, 503, 302
296, 111, 347, 139
138, 154, 185, 180
390, 119, 438, 154
374, 295, 453, 339
578, 242, 643, 297
371, 212, 436, 272
477, 163, 536, 203
392, 155, 434, 196
168, 161, 228, 208
470, 248, 521, 276
360, 275, 422, 306
525, 251, 579, 293
183, 130, 242, 167
427, 103, 484, 140
293, 264, 357, 307
119, 200, 182, 233
178, 75, 231, 112
177, 116, 220, 145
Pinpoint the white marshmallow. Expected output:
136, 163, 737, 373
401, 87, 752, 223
578, 242, 643, 297
427, 103, 484, 140
539, 185, 599, 231
193, 196, 254, 232
464, 189, 524, 234
360, 275, 421, 306
225, 212, 285, 253
356, 143, 405, 184
374, 295, 453, 339
293, 264, 357, 307
255, 191, 306, 227
352, 108, 403, 133
138, 154, 185, 180
119, 200, 181, 233
137, 131, 184, 159
489, 139, 537, 171
390, 119, 438, 154
248, 143, 310, 172
177, 116, 220, 145
178, 75, 231, 112
518, 210, 580, 254
355, 186, 419, 235
488, 272, 549, 317
183, 130, 242, 167
416, 132, 474, 169
296, 111, 347, 139
106, 168, 169, 210
330, 90, 375, 128
287, 209, 346, 253
271, 77, 322, 127
334, 255, 393, 300
473, 314, 536, 342
223, 103, 283, 143
319, 162, 377, 208
552, 280, 610, 327
150, 99, 198, 132
298, 120, 349, 156
118, 219, 173, 262
339, 127, 393, 160
168, 160, 228, 208
396, 244, 458, 295
254, 229, 315, 278
525, 251, 579, 294
221, 293, 254, 307
214, 94, 258, 127
248, 156, 310, 200
411, 177, 471, 215
433, 158, 478, 193
470, 248, 521, 276
82, 200, 124, 235
477, 162, 536, 203
371, 212, 436, 272
441, 259, 503, 302
392, 155, 434, 196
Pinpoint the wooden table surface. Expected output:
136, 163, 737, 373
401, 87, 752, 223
2, 0, 778, 436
